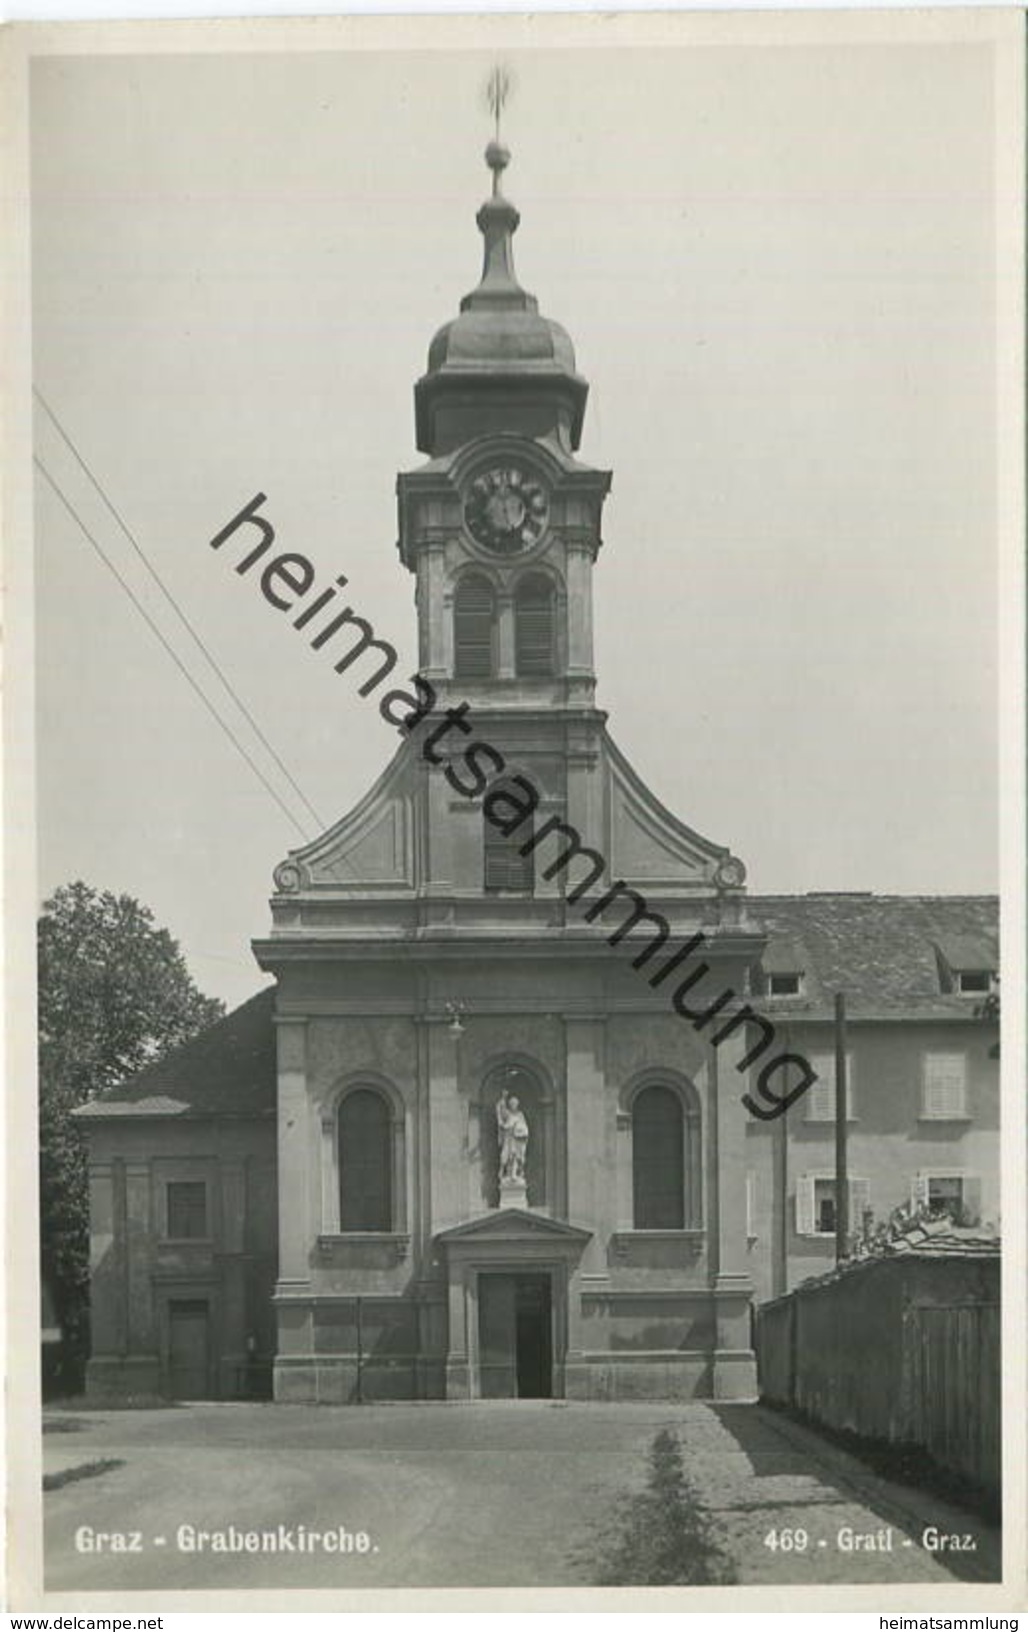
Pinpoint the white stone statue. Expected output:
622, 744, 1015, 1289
496, 1086, 529, 1187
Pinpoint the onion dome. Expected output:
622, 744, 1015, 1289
414, 141, 589, 457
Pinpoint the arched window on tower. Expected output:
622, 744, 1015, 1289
338, 1087, 392, 1232
454, 575, 497, 679
631, 1084, 687, 1229
514, 574, 557, 677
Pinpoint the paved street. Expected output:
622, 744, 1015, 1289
43, 1400, 999, 1593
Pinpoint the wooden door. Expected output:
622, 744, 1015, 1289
168, 1300, 211, 1399
478, 1275, 517, 1398
514, 1274, 552, 1399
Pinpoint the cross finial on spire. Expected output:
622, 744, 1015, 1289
486, 64, 511, 142
484, 65, 513, 196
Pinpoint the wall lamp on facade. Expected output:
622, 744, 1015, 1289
444, 1000, 468, 1038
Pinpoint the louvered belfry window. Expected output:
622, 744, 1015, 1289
484, 782, 535, 893
454, 575, 497, 679
339, 1088, 392, 1232
514, 575, 556, 677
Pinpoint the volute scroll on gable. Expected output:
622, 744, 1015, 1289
271, 741, 419, 897
600, 732, 747, 896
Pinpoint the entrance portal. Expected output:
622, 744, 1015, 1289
478, 1273, 552, 1399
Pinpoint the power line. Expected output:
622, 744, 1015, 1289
34, 453, 314, 845
34, 385, 328, 834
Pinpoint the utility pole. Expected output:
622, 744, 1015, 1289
772, 1025, 790, 1298
834, 991, 849, 1262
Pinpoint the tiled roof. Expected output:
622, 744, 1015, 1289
74, 988, 276, 1121
762, 1221, 1001, 1305
746, 894, 998, 1020
882, 1222, 1001, 1258
76, 1094, 192, 1118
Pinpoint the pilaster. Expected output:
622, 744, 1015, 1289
564, 543, 595, 677
219, 1158, 248, 1385
428, 1017, 464, 1233
445, 1265, 471, 1399
85, 1161, 122, 1356
710, 1026, 756, 1288
423, 761, 455, 892
417, 543, 449, 676
125, 1161, 154, 1351
319, 1111, 340, 1234
563, 1015, 608, 1272
705, 1028, 757, 1400
275, 1015, 311, 1287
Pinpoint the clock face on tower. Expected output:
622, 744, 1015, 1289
463, 464, 549, 555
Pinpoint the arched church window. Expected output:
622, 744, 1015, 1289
454, 575, 497, 679
514, 574, 556, 677
338, 1087, 392, 1232
632, 1084, 686, 1230
483, 779, 535, 894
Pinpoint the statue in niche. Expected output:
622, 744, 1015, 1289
496, 1085, 529, 1187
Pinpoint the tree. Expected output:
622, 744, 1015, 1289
975, 988, 1000, 1059
38, 882, 225, 1392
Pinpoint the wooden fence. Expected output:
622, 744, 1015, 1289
902, 1300, 1001, 1501
755, 1252, 1000, 1504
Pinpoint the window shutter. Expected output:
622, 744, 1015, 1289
911, 1172, 930, 1210
796, 1176, 815, 1237
962, 1174, 982, 1225
849, 1177, 871, 1233
805, 1055, 855, 1121
922, 1052, 967, 1118
805, 1059, 833, 1121
514, 577, 556, 677
454, 578, 496, 679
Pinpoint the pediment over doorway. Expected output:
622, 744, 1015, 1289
435, 1209, 592, 1248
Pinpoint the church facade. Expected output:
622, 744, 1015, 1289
76, 141, 999, 1406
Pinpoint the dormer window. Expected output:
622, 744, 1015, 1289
768, 971, 803, 997
953, 969, 996, 996
933, 937, 998, 998
753, 936, 807, 1001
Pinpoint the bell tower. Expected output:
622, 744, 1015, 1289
260, 103, 758, 1409
397, 138, 612, 720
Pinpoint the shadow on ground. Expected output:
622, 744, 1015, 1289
711, 1404, 1001, 1585
44, 1459, 125, 1492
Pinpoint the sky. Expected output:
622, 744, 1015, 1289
28, 16, 1007, 1010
